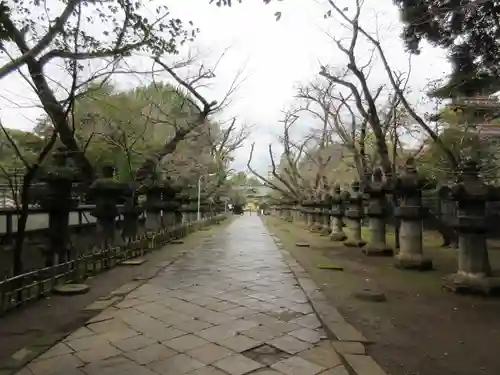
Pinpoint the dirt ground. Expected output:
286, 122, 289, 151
0, 219, 232, 369
265, 216, 500, 375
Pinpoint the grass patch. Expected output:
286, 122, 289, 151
316, 263, 344, 271
360, 226, 443, 248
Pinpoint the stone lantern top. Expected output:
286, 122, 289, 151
141, 174, 181, 212
301, 188, 316, 206
40, 146, 80, 183
35, 146, 81, 211
350, 180, 362, 197
329, 184, 347, 205
90, 164, 129, 194
319, 188, 333, 208
345, 180, 364, 219
342, 180, 363, 205
449, 157, 499, 202
89, 164, 131, 207
365, 167, 389, 197
394, 157, 427, 196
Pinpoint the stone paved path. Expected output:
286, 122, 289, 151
16, 216, 349, 375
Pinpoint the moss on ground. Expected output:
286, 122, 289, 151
264, 216, 500, 375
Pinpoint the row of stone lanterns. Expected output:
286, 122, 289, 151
32, 147, 219, 267
272, 157, 500, 295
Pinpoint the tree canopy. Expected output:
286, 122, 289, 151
393, 0, 500, 97
418, 108, 500, 182
0, 129, 45, 180
33, 82, 226, 184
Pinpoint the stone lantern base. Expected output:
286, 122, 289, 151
310, 222, 323, 232
343, 217, 365, 247
319, 225, 331, 236
363, 245, 393, 257
443, 272, 500, 295
330, 231, 347, 241
394, 253, 433, 271
344, 239, 366, 247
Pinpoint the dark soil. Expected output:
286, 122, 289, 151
266, 217, 500, 375
0, 220, 231, 368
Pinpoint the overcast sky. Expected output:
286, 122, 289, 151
0, 0, 450, 173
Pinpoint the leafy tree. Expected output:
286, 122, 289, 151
393, 0, 500, 97
418, 108, 500, 182
228, 172, 249, 186
247, 176, 262, 186
0, 0, 198, 179
0, 129, 45, 181
35, 81, 222, 184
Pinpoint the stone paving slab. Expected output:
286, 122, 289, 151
13, 216, 385, 375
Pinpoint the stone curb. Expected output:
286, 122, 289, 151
0, 253, 186, 375
267, 226, 390, 375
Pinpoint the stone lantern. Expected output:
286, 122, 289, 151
330, 185, 347, 241
364, 168, 393, 256
343, 180, 366, 247
89, 164, 130, 248
37, 146, 80, 266
443, 158, 500, 294
393, 158, 432, 270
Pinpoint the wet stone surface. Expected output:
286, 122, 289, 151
242, 345, 290, 366
15, 216, 348, 375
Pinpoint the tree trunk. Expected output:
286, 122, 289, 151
12, 169, 37, 276
425, 208, 458, 247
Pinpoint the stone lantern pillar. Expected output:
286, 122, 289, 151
199, 193, 211, 220
287, 202, 294, 221
319, 191, 333, 236
288, 202, 295, 222
37, 146, 80, 266
306, 201, 315, 229
175, 191, 189, 224
284, 204, 290, 220
90, 164, 130, 249
443, 159, 500, 294
143, 183, 164, 232
212, 195, 224, 216
298, 201, 305, 224
330, 185, 347, 241
343, 181, 366, 247
290, 201, 299, 223
301, 200, 312, 227
281, 201, 290, 222
310, 199, 323, 232
186, 195, 199, 223
364, 168, 393, 256
393, 158, 432, 270
121, 192, 142, 244
160, 177, 180, 230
